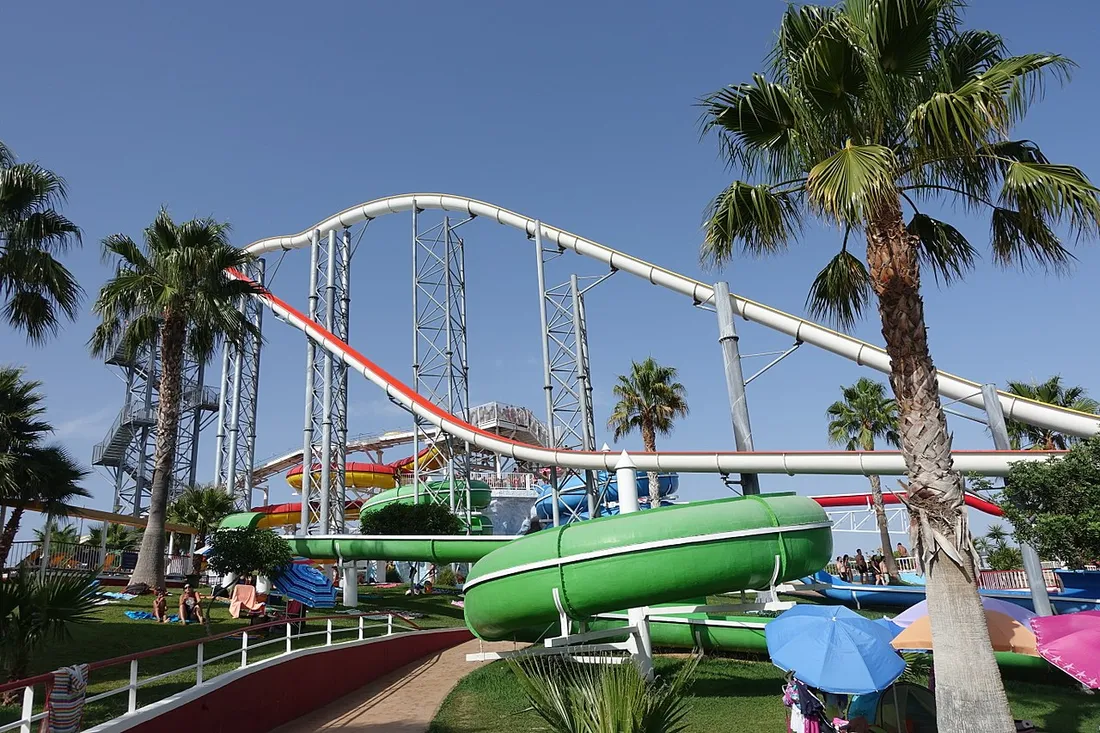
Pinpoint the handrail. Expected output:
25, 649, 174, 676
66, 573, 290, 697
0, 612, 422, 695
242, 193, 1100, 438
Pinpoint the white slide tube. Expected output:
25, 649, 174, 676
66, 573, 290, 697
243, 193, 1100, 439
228, 268, 1059, 477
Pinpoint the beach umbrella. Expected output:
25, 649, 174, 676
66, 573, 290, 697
891, 610, 1037, 655
873, 617, 903, 639
1032, 611, 1100, 688
766, 605, 906, 694
272, 560, 337, 609
892, 597, 1036, 630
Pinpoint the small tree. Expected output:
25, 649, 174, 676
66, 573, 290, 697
167, 484, 237, 573
203, 527, 293, 630
0, 571, 99, 700
1001, 437, 1100, 568
361, 502, 462, 536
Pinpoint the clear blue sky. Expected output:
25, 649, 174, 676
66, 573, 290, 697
3, 1, 1099, 552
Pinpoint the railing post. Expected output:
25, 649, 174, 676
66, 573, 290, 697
128, 659, 139, 713
196, 643, 204, 685
387, 614, 393, 636
326, 619, 333, 646
19, 685, 34, 733
286, 619, 293, 654
358, 615, 365, 641
240, 632, 249, 668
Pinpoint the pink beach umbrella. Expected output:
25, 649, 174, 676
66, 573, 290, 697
1032, 611, 1100, 688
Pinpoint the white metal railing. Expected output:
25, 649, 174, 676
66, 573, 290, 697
469, 472, 537, 491
979, 568, 1061, 591
0, 613, 418, 733
1, 541, 189, 577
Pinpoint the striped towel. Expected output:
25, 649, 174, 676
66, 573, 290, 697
43, 664, 88, 733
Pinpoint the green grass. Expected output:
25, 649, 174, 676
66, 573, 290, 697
431, 655, 1100, 732
0, 584, 464, 729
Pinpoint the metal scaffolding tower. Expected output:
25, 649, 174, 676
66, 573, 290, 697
297, 228, 352, 534
93, 338, 219, 517
412, 210, 474, 525
533, 222, 613, 524
213, 259, 266, 508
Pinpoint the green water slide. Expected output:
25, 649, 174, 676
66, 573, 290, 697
359, 480, 492, 513
462, 493, 831, 640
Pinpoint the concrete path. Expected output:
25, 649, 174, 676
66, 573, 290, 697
274, 638, 518, 733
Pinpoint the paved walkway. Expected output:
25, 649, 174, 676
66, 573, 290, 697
274, 638, 518, 733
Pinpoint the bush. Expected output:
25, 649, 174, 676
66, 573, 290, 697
436, 565, 458, 587
361, 502, 462, 536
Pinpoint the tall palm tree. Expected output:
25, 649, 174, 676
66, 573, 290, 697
0, 367, 89, 566
89, 210, 262, 592
698, 3, 1099, 729
0, 141, 82, 343
1005, 376, 1099, 449
607, 358, 689, 508
167, 484, 236, 573
827, 378, 901, 581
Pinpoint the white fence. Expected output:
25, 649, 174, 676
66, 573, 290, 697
0, 612, 418, 733
2, 541, 188, 577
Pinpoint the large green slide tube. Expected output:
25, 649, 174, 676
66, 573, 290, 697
284, 535, 512, 564
462, 493, 832, 641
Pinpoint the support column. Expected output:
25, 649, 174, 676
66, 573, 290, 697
300, 230, 321, 534
534, 221, 561, 527
713, 282, 760, 495
571, 275, 597, 517
615, 452, 651, 678
411, 206, 421, 505
981, 384, 1052, 616
319, 230, 338, 533
342, 563, 358, 607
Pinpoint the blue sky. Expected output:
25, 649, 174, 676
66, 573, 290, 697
3, 1, 1099, 552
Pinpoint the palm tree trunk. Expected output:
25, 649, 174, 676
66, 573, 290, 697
641, 420, 660, 509
128, 313, 186, 593
866, 199, 1015, 733
867, 474, 899, 582
0, 506, 25, 567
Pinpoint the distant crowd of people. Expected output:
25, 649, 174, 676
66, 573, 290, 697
834, 543, 909, 585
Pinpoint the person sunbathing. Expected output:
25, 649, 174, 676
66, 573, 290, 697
179, 584, 205, 624
152, 589, 169, 623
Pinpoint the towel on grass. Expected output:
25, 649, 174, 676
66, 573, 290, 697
124, 610, 182, 623
98, 592, 137, 600
45, 664, 88, 733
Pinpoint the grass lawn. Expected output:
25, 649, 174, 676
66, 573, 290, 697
0, 583, 463, 729
431, 655, 1100, 733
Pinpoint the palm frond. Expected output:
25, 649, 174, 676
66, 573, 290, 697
702, 182, 802, 265
795, 18, 869, 113
990, 207, 1071, 271
806, 142, 897, 224
0, 247, 83, 344
998, 161, 1100, 240
938, 30, 1006, 88
856, 0, 956, 78
906, 213, 977, 284
806, 249, 873, 330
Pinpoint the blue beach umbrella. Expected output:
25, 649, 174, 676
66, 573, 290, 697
272, 560, 337, 609
766, 605, 906, 694
873, 617, 904, 639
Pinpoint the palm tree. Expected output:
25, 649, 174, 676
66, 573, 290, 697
89, 210, 262, 593
167, 484, 236, 573
827, 378, 901, 581
985, 523, 1009, 546
0, 142, 82, 343
83, 523, 142, 551
0, 368, 89, 566
607, 358, 689, 508
0, 570, 99, 697
1005, 376, 1099, 450
33, 520, 80, 547
698, 4, 1099, 729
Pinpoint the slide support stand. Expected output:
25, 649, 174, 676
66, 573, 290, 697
713, 281, 759, 495
616, 451, 653, 679
299, 230, 321, 534
981, 383, 1053, 616
533, 220, 561, 527
570, 274, 598, 518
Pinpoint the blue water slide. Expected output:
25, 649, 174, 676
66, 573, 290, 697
533, 470, 678, 523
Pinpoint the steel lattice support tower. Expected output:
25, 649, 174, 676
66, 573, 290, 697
214, 259, 266, 508
93, 337, 218, 517
298, 228, 351, 534
412, 210, 474, 526
534, 221, 612, 524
